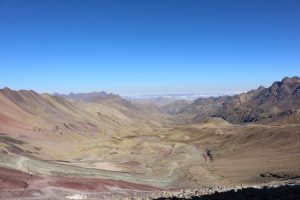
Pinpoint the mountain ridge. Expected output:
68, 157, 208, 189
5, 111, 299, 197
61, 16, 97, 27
177, 76, 300, 124
0, 77, 300, 198
1, 76, 300, 129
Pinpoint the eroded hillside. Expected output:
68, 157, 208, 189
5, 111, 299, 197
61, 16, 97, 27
0, 77, 300, 199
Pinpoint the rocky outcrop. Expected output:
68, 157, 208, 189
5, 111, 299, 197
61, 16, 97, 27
178, 76, 300, 124
215, 76, 300, 123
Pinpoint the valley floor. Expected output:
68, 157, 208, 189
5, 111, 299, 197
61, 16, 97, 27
1, 118, 300, 199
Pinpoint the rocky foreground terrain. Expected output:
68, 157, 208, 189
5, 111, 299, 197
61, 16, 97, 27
0, 77, 300, 199
119, 179, 300, 200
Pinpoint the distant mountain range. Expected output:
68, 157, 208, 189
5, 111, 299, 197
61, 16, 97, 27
53, 91, 119, 102
124, 92, 237, 101
1, 76, 299, 131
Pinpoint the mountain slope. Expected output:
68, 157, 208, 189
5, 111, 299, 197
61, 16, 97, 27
0, 88, 163, 139
160, 99, 191, 115
0, 77, 300, 198
176, 96, 228, 122
178, 77, 300, 124
215, 77, 300, 123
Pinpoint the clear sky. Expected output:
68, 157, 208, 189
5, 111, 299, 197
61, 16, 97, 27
0, 0, 300, 95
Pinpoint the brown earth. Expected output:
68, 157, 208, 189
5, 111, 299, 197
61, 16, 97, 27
0, 77, 300, 199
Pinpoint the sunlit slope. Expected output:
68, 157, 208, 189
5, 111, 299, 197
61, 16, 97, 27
0, 88, 164, 137
0, 87, 168, 161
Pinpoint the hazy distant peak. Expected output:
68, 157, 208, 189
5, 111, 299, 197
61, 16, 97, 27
125, 92, 236, 101
53, 91, 118, 102
2, 87, 12, 91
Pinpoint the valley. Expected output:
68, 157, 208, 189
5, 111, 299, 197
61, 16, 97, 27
0, 77, 300, 199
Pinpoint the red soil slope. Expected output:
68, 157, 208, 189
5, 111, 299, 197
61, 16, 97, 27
0, 167, 158, 192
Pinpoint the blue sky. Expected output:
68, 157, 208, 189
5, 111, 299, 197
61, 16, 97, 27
0, 0, 300, 95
